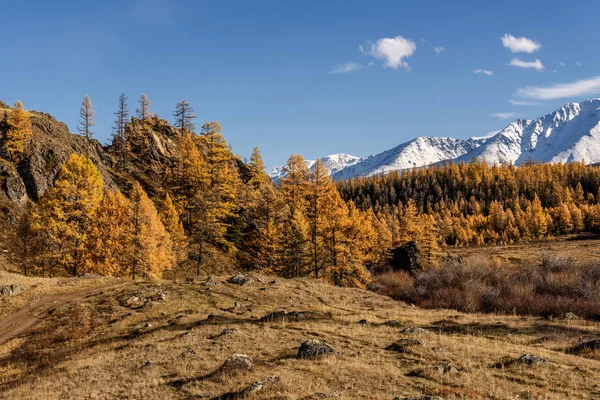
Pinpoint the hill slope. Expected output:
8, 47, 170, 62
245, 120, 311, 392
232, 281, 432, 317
1, 272, 599, 399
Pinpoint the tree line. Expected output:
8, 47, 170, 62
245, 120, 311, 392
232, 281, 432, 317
337, 161, 600, 253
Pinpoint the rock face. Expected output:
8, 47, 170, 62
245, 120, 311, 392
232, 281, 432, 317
0, 284, 23, 296
390, 241, 423, 273
297, 339, 337, 360
11, 112, 116, 203
0, 109, 188, 207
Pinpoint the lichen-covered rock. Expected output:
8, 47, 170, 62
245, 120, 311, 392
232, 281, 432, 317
227, 274, 254, 286
0, 284, 23, 296
297, 339, 336, 360
217, 354, 254, 374
518, 354, 548, 365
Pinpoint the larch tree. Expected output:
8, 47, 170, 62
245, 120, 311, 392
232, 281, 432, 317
136, 94, 152, 121
130, 182, 174, 279
78, 95, 95, 139
173, 100, 196, 133
278, 207, 311, 278
85, 190, 133, 276
160, 192, 187, 262
307, 159, 338, 279
112, 92, 129, 169
2, 101, 32, 161
36, 153, 104, 276
279, 154, 310, 214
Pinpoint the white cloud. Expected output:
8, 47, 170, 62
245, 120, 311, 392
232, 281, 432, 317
329, 62, 365, 74
473, 69, 493, 76
510, 58, 544, 71
434, 46, 445, 55
361, 36, 416, 70
577, 61, 582, 66
501, 34, 541, 53
560, 62, 565, 67
491, 112, 517, 119
517, 75, 600, 100
509, 99, 538, 106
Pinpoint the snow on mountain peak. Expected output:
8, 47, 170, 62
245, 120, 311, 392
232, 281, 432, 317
268, 99, 600, 182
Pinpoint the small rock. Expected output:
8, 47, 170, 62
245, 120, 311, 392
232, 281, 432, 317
438, 364, 458, 374
564, 312, 579, 320
211, 328, 239, 339
0, 284, 23, 297
567, 339, 600, 354
217, 354, 254, 374
357, 319, 368, 325
181, 348, 196, 358
228, 274, 254, 286
432, 347, 447, 353
518, 354, 548, 366
386, 338, 423, 352
141, 360, 153, 369
297, 339, 337, 360
383, 320, 402, 327
402, 326, 427, 335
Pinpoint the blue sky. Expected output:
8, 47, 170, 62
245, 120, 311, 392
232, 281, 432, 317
2, 0, 600, 169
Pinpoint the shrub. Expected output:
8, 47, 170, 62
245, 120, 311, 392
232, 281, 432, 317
373, 254, 600, 319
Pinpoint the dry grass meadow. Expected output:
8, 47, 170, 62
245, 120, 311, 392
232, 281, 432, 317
2, 239, 600, 399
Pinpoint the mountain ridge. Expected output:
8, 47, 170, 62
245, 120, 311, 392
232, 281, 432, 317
269, 99, 600, 181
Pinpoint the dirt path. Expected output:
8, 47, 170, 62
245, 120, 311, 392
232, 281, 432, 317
0, 283, 127, 346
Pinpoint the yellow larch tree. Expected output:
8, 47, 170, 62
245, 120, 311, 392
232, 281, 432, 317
84, 190, 133, 276
35, 153, 103, 276
2, 101, 33, 160
130, 182, 174, 279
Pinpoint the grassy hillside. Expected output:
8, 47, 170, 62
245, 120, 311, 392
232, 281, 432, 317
1, 270, 600, 399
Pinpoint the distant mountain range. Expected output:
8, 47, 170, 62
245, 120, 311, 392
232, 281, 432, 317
269, 99, 600, 181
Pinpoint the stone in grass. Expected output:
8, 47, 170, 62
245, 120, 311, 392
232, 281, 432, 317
297, 339, 337, 360
227, 274, 254, 286
385, 338, 423, 353
0, 285, 23, 297
567, 339, 600, 354
210, 376, 278, 400
401, 326, 427, 335
518, 354, 548, 366
216, 354, 254, 375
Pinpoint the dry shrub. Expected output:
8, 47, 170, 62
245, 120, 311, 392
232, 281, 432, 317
374, 253, 600, 319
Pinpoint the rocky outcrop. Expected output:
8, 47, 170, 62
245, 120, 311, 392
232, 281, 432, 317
1, 111, 117, 203
390, 241, 423, 273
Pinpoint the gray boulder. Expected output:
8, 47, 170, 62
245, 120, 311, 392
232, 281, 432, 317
0, 284, 23, 296
297, 339, 337, 360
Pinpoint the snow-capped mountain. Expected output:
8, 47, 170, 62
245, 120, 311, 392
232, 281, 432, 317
269, 153, 361, 182
268, 99, 600, 181
331, 137, 484, 181
453, 99, 600, 165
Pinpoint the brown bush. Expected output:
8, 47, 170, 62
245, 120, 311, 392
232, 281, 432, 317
373, 254, 600, 319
